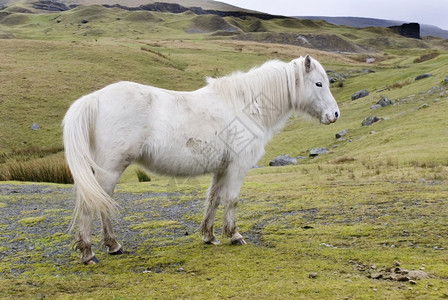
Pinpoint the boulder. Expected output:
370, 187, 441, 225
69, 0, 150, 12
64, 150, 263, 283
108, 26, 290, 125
269, 155, 297, 166
362, 116, 380, 126
351, 89, 369, 100
309, 147, 329, 158
415, 73, 432, 81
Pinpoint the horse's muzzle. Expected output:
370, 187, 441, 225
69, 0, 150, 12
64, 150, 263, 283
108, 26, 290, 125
322, 111, 340, 125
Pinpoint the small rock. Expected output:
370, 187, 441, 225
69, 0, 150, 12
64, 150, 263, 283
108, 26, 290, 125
309, 147, 329, 157
409, 280, 417, 285
444, 75, 448, 83
335, 129, 348, 138
362, 116, 380, 126
31, 123, 40, 130
370, 272, 383, 279
269, 155, 297, 166
415, 73, 432, 80
370, 104, 382, 110
352, 89, 369, 100
407, 270, 431, 280
308, 272, 318, 279
377, 96, 394, 107
417, 103, 429, 110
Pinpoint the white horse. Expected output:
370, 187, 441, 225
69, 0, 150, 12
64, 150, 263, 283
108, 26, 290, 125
63, 55, 339, 264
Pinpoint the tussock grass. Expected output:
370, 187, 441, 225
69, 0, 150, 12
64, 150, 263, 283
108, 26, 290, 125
2, 154, 73, 184
414, 51, 440, 63
135, 168, 151, 182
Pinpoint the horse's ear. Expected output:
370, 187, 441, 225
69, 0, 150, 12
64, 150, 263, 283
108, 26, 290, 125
305, 54, 312, 73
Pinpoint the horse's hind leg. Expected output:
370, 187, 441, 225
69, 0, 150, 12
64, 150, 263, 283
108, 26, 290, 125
95, 167, 126, 256
76, 201, 97, 264
101, 212, 124, 255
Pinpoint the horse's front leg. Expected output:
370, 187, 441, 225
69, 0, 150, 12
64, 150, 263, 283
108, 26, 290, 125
223, 198, 246, 245
100, 212, 123, 255
201, 169, 246, 245
200, 176, 221, 245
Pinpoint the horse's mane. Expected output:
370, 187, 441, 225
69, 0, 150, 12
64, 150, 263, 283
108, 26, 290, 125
206, 59, 299, 129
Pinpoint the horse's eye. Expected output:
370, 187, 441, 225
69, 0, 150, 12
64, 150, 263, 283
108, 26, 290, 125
315, 82, 322, 87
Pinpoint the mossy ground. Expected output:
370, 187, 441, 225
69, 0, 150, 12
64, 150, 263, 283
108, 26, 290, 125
1, 3, 448, 299
1, 166, 448, 298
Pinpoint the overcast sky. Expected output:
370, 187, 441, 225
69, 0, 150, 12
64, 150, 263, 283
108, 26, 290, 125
221, 0, 448, 30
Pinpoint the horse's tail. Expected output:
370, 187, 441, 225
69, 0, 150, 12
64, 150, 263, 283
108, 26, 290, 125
62, 95, 118, 230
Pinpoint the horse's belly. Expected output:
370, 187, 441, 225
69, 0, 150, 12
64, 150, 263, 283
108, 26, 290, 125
142, 138, 226, 176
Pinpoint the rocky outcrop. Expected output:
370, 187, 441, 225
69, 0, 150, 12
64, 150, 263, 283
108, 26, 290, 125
389, 23, 420, 39
32, 0, 73, 11
102, 2, 281, 20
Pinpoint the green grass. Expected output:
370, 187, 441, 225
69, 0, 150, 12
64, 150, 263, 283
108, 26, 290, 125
0, 3, 448, 299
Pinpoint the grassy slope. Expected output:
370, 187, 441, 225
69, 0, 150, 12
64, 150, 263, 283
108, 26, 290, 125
1, 4, 448, 299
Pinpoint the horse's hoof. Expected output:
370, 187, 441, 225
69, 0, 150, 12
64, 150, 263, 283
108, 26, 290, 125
84, 255, 100, 265
204, 237, 220, 245
109, 247, 124, 255
231, 238, 247, 245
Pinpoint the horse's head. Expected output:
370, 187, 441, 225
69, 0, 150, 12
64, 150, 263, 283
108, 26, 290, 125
293, 55, 340, 125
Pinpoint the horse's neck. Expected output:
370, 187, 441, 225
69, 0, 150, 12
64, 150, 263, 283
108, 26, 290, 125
242, 69, 295, 131
206, 60, 295, 132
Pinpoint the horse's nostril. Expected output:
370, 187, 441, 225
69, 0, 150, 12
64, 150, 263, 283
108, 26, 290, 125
335, 111, 339, 119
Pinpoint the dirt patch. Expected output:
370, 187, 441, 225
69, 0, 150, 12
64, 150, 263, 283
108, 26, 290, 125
350, 260, 432, 283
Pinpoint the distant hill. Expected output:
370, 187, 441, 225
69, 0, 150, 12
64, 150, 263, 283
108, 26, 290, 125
0, 0, 256, 12
295, 16, 448, 39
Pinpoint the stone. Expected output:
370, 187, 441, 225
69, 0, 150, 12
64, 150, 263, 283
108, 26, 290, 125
415, 73, 432, 80
335, 129, 348, 138
370, 104, 382, 110
269, 155, 297, 166
309, 147, 329, 157
351, 89, 369, 100
377, 96, 394, 107
31, 123, 39, 130
444, 75, 448, 82
362, 116, 380, 126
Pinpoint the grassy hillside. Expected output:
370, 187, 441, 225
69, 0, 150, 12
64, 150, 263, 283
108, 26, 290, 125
1, 3, 448, 299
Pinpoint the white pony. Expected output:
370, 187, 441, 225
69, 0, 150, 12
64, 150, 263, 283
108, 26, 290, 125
63, 55, 339, 264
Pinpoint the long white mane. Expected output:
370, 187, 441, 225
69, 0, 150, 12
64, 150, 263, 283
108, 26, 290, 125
205, 59, 298, 129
